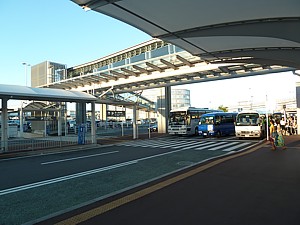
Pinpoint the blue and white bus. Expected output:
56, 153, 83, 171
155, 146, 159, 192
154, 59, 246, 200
197, 112, 237, 137
168, 107, 221, 135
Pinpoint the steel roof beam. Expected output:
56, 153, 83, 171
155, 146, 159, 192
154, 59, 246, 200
100, 73, 118, 81
132, 65, 150, 74
110, 70, 129, 79
160, 59, 178, 70
145, 62, 164, 72
176, 55, 194, 67
121, 68, 139, 76
218, 66, 231, 73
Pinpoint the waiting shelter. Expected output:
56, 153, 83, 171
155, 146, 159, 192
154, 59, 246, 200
0, 84, 97, 152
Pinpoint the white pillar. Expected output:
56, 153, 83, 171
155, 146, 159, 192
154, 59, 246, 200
1, 98, 8, 152
58, 105, 62, 136
133, 104, 137, 139
296, 83, 300, 135
19, 104, 24, 137
165, 86, 171, 133
64, 102, 68, 136
157, 86, 171, 133
91, 101, 97, 144
148, 109, 151, 138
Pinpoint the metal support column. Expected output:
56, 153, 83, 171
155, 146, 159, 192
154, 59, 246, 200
133, 104, 137, 139
165, 86, 171, 133
19, 103, 24, 137
157, 86, 171, 133
91, 101, 97, 144
58, 104, 62, 136
1, 98, 8, 152
76, 102, 86, 125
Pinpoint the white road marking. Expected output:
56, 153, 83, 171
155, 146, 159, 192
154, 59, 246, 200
195, 142, 227, 150
182, 141, 213, 150
0, 160, 137, 196
41, 151, 119, 165
1, 148, 191, 196
222, 142, 250, 151
208, 142, 238, 151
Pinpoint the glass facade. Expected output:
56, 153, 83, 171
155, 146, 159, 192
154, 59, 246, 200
66, 41, 185, 78
171, 89, 190, 109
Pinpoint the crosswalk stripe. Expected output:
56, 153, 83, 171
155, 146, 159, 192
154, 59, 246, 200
182, 141, 214, 150
139, 141, 182, 148
222, 142, 250, 151
160, 141, 195, 148
116, 138, 252, 152
208, 142, 239, 151
171, 141, 203, 149
195, 142, 227, 150
120, 139, 189, 148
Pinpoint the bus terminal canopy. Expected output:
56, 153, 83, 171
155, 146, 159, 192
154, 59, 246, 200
0, 84, 96, 102
0, 84, 97, 152
72, 0, 300, 68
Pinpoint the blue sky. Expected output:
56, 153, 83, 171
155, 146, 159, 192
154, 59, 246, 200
1, 1, 299, 109
0, 0, 150, 86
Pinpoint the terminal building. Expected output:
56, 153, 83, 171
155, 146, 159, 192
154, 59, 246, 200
28, 39, 299, 134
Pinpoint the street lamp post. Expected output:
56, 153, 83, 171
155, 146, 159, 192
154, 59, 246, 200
22, 62, 31, 86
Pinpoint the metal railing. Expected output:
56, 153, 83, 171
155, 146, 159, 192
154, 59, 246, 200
0, 135, 95, 154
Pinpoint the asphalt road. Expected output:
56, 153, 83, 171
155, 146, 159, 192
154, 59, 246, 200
37, 135, 300, 225
0, 136, 258, 191
0, 135, 261, 224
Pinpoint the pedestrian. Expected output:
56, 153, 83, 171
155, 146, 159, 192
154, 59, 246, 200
269, 120, 277, 150
293, 119, 298, 135
280, 117, 286, 135
275, 119, 287, 150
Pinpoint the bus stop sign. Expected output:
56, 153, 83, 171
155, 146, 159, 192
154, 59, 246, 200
78, 124, 86, 145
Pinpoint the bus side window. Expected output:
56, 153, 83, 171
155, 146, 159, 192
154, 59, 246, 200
215, 116, 221, 125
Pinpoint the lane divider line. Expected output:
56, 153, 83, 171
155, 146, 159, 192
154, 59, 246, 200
0, 160, 137, 196
41, 151, 119, 165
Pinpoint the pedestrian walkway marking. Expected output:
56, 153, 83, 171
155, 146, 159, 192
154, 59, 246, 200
182, 141, 214, 150
207, 142, 238, 151
116, 139, 253, 152
222, 142, 250, 151
196, 142, 227, 150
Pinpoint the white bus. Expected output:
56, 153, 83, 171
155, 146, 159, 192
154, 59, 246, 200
235, 111, 262, 139
168, 107, 221, 135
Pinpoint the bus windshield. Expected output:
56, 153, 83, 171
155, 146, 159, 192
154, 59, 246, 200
169, 111, 189, 125
200, 116, 214, 125
236, 113, 260, 126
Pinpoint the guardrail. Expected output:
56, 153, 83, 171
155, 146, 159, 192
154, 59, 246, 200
0, 135, 95, 154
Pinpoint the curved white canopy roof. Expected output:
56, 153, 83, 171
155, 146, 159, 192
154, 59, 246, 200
0, 84, 96, 102
72, 0, 300, 68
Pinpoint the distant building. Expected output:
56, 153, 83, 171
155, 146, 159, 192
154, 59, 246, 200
171, 89, 190, 109
227, 98, 297, 115
31, 61, 67, 87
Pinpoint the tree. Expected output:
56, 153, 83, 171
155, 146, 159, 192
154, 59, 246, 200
218, 105, 228, 112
